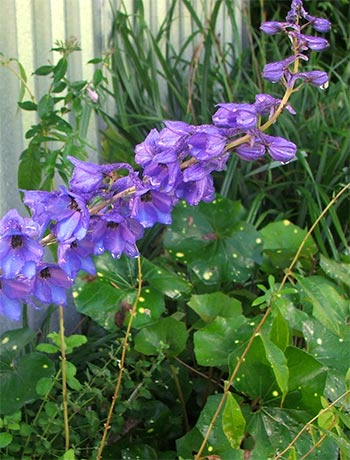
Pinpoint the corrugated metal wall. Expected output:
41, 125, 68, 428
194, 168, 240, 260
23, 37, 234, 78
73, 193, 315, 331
0, 0, 244, 330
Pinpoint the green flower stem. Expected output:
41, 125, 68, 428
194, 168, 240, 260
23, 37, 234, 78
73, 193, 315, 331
96, 256, 143, 460
194, 182, 350, 460
59, 305, 70, 452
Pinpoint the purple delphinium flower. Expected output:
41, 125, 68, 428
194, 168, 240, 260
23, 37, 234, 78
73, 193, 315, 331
260, 21, 291, 35
305, 15, 331, 33
0, 276, 32, 321
24, 187, 90, 243
254, 93, 296, 117
297, 34, 329, 52
58, 237, 96, 279
262, 55, 299, 83
68, 156, 108, 194
90, 214, 144, 259
261, 134, 297, 162
130, 190, 176, 228
175, 174, 216, 206
212, 103, 257, 130
187, 125, 228, 161
292, 70, 329, 89
0, 209, 44, 278
32, 263, 72, 305
235, 142, 266, 161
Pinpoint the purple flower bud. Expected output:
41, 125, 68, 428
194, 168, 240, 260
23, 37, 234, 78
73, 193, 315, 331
305, 15, 331, 33
262, 55, 297, 83
212, 103, 257, 130
298, 34, 329, 51
86, 86, 98, 103
261, 134, 297, 162
293, 70, 329, 89
235, 142, 266, 161
260, 21, 286, 35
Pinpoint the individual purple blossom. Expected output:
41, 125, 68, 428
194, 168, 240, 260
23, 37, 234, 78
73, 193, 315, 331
23, 187, 90, 243
0, 209, 44, 278
254, 93, 296, 117
32, 263, 73, 305
90, 215, 144, 259
297, 34, 329, 52
235, 142, 266, 161
142, 161, 182, 194
292, 70, 329, 88
187, 125, 228, 160
130, 190, 176, 228
261, 134, 297, 162
260, 21, 289, 35
212, 103, 257, 130
286, 0, 308, 23
0, 276, 32, 321
58, 237, 96, 279
175, 175, 215, 206
305, 15, 331, 33
262, 55, 299, 83
68, 156, 108, 194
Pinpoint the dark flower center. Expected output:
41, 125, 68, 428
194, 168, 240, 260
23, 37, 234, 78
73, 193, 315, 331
107, 222, 119, 230
40, 267, 51, 279
141, 192, 152, 203
0, 280, 2, 290
70, 241, 78, 249
11, 235, 23, 249
69, 198, 81, 212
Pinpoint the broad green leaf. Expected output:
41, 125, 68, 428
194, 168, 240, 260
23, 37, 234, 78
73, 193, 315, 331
194, 315, 248, 367
0, 328, 36, 356
0, 432, 13, 448
164, 197, 262, 285
187, 292, 242, 322
284, 346, 327, 414
297, 275, 349, 336
18, 148, 41, 190
320, 255, 350, 288
36, 343, 59, 354
65, 334, 88, 352
65, 361, 81, 391
270, 309, 290, 351
142, 258, 191, 299
134, 317, 188, 357
0, 352, 55, 414
36, 377, 54, 396
260, 220, 317, 271
61, 448, 76, 460
131, 287, 165, 329
260, 334, 289, 402
222, 392, 246, 449
303, 318, 350, 399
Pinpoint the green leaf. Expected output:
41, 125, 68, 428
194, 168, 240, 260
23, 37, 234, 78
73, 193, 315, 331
17, 100, 38, 111
260, 220, 317, 271
187, 292, 241, 322
61, 449, 76, 460
18, 148, 42, 190
260, 334, 289, 402
284, 346, 327, 414
37, 94, 55, 118
270, 309, 290, 351
65, 334, 87, 352
0, 432, 13, 448
320, 255, 350, 288
36, 343, 59, 354
0, 352, 55, 414
53, 58, 68, 82
142, 258, 191, 299
65, 361, 82, 391
297, 275, 349, 336
194, 315, 248, 367
222, 392, 246, 449
164, 197, 262, 285
134, 317, 188, 357
0, 328, 36, 355
33, 64, 54, 75
36, 377, 54, 396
